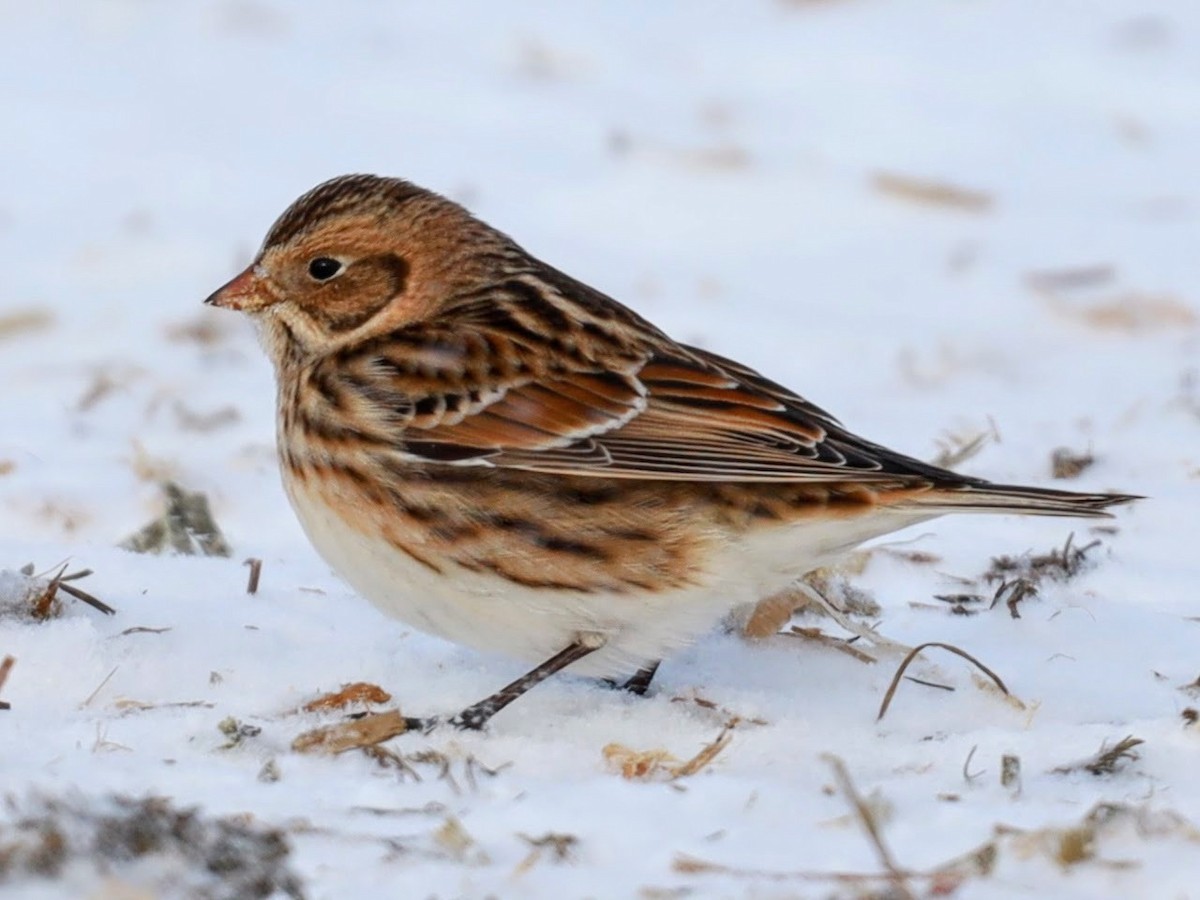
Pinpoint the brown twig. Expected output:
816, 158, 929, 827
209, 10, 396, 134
603, 722, 737, 781
872, 171, 993, 213
904, 676, 955, 692
672, 724, 735, 778
26, 563, 114, 617
55, 580, 116, 615
877, 642, 1011, 721
787, 626, 877, 664
81, 666, 119, 708
822, 754, 915, 900
990, 578, 1038, 619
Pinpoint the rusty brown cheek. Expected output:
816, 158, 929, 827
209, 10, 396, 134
308, 253, 410, 332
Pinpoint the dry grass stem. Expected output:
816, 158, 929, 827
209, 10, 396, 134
114, 699, 215, 715
80, 666, 119, 708
804, 569, 881, 615
904, 675, 954, 692
822, 754, 915, 900
1025, 265, 1116, 292
52, 568, 115, 616
675, 802, 1200, 892
349, 802, 448, 818
962, 745, 983, 782
672, 852, 913, 884
934, 592, 986, 615
361, 744, 422, 780
5, 564, 115, 621
877, 642, 1015, 721
1181, 675, 1200, 698
668, 694, 768, 727
513, 832, 579, 876
931, 426, 996, 469
872, 171, 993, 213
743, 570, 878, 640
879, 547, 942, 565
604, 724, 735, 781
986, 533, 1102, 587
673, 726, 735, 778
292, 709, 409, 754
990, 577, 1038, 619
787, 626, 877, 664
792, 579, 909, 655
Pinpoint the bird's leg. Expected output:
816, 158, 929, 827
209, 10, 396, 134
619, 660, 661, 696
406, 635, 606, 733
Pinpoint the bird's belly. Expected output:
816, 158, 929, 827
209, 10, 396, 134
286, 480, 734, 678
283, 471, 922, 679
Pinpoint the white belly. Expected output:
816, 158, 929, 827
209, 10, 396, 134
284, 472, 921, 679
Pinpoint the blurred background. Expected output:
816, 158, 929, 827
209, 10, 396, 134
3, 5, 1199, 896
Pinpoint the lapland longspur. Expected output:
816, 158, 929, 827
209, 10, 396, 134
207, 174, 1135, 730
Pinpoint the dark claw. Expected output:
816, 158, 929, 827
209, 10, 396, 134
403, 716, 439, 734
619, 661, 662, 696
447, 709, 490, 731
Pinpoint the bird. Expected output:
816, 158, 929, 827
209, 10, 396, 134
205, 173, 1137, 731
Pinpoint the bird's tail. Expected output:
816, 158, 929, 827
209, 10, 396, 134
897, 483, 1141, 519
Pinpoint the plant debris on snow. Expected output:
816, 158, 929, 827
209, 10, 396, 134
1053, 735, 1145, 777
1051, 446, 1096, 479
0, 563, 114, 621
0, 794, 305, 899
120, 481, 232, 557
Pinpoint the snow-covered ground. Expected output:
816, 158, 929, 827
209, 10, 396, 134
2, 1, 1198, 896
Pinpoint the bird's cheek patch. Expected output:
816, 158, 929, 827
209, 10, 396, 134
309, 253, 410, 332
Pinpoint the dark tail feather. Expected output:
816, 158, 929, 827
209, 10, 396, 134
898, 483, 1142, 519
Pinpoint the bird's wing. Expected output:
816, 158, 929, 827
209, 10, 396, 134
336, 310, 964, 485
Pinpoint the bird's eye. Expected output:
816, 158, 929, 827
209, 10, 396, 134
307, 257, 344, 281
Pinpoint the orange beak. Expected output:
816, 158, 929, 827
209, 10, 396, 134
204, 265, 275, 311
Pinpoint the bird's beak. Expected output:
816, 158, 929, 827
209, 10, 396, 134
204, 264, 275, 311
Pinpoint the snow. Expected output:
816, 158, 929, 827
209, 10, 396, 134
2, 1, 1198, 896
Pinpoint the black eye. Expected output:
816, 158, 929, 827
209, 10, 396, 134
307, 257, 343, 281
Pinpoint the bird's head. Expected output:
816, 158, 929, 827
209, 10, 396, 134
205, 174, 501, 364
